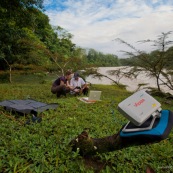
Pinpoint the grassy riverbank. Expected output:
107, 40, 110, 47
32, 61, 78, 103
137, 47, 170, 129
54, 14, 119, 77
0, 74, 173, 172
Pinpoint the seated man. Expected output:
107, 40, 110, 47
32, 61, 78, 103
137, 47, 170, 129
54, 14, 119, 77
51, 71, 72, 98
70, 72, 89, 95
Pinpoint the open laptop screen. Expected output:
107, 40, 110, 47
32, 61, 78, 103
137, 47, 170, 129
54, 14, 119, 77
88, 91, 102, 101
82, 90, 102, 102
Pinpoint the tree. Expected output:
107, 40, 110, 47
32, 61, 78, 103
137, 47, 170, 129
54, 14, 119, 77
165, 46, 173, 69
86, 49, 119, 66
0, 0, 98, 80
0, 0, 45, 82
45, 26, 89, 75
111, 31, 173, 93
47, 47, 89, 76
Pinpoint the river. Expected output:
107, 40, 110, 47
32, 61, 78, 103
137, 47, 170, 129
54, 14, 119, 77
86, 67, 173, 95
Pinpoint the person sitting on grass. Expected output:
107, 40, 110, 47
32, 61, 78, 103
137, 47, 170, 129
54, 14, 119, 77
70, 72, 89, 96
51, 71, 72, 98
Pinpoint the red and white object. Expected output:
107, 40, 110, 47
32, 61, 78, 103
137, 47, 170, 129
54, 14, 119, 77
118, 90, 162, 126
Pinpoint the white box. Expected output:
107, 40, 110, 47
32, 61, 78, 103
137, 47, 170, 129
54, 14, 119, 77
118, 90, 161, 126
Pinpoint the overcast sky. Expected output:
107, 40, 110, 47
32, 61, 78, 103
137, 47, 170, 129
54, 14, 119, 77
43, 0, 173, 58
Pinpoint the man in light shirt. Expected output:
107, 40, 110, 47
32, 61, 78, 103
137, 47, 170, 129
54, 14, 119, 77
70, 72, 89, 95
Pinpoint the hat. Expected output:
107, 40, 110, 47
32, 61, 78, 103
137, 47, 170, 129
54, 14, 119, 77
74, 72, 79, 78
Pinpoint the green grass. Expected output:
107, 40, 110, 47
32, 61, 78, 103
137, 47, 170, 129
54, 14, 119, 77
0, 74, 173, 173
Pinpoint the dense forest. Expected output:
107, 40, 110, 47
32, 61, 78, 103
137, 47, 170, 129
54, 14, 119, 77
0, 0, 119, 75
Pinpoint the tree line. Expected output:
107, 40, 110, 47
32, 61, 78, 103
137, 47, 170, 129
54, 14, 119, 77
0, 0, 120, 77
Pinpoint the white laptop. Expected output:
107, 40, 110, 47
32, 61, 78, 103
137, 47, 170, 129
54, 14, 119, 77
81, 90, 102, 103
118, 90, 162, 132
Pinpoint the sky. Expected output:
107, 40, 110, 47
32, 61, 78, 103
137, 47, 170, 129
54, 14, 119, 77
43, 0, 173, 58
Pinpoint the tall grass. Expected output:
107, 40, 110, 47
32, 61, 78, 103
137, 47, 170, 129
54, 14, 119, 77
0, 74, 173, 173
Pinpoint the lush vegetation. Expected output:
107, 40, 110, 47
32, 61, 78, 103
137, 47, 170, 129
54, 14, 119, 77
0, 74, 173, 172
0, 0, 120, 79
86, 49, 119, 67
110, 32, 173, 94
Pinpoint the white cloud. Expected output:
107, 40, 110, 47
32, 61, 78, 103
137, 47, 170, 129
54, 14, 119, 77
44, 0, 173, 58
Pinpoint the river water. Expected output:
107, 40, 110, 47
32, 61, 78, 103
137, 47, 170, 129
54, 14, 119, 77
86, 67, 173, 95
